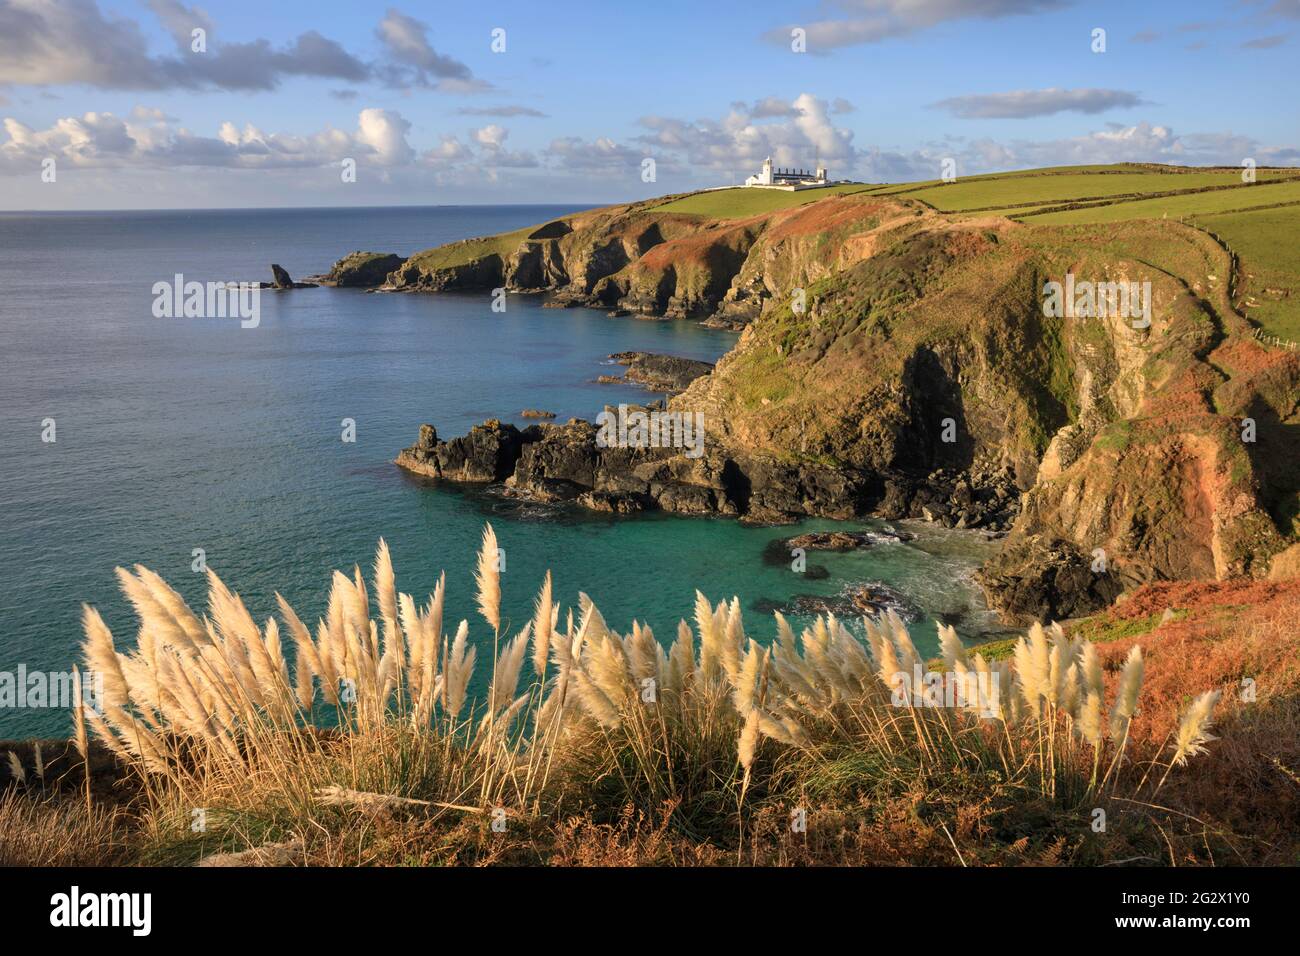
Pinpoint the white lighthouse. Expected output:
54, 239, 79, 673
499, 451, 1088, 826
746, 157, 775, 186
744, 156, 829, 189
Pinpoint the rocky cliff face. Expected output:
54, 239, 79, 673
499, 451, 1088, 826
377, 193, 904, 325
375, 191, 1299, 623
315, 251, 407, 287
396, 415, 1019, 527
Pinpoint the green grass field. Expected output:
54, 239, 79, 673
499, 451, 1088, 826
1003, 180, 1300, 224
1195, 205, 1300, 341
866, 165, 1145, 197
650, 183, 875, 218
979, 178, 1300, 343
905, 169, 1298, 214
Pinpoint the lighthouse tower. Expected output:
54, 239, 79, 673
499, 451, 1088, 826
746, 157, 775, 187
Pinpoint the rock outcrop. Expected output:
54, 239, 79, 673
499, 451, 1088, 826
780, 530, 914, 552
604, 352, 714, 392
397, 414, 1021, 529
317, 251, 407, 287
398, 417, 731, 517
263, 264, 317, 289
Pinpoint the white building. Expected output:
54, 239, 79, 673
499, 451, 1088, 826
744, 157, 828, 189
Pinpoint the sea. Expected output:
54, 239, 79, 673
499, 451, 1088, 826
0, 204, 1004, 738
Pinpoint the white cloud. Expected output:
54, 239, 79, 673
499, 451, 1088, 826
637, 94, 854, 173
932, 88, 1146, 119
4, 92, 1294, 203
421, 136, 472, 164
468, 124, 538, 168
0, 107, 416, 171
762, 0, 1070, 51
950, 122, 1299, 174
627, 95, 1298, 183
458, 106, 549, 118
374, 7, 482, 90
545, 135, 645, 174
0, 0, 473, 93
474, 124, 507, 148
357, 108, 413, 165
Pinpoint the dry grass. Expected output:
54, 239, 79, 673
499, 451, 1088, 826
1086, 581, 1300, 864
17, 522, 1262, 866
0, 788, 131, 866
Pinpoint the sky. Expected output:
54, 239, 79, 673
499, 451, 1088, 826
0, 0, 1297, 209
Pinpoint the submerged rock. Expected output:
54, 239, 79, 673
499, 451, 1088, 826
752, 582, 919, 620
397, 417, 733, 516
783, 529, 915, 552
876, 465, 1019, 533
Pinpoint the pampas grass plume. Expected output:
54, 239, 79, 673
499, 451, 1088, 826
1109, 645, 1144, 739
1171, 689, 1221, 766
475, 523, 502, 633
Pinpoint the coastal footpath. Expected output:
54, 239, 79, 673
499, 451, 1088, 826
326, 184, 1300, 623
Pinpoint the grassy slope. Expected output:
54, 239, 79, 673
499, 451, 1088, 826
883, 167, 1300, 344
1196, 205, 1300, 342
1014, 185, 1300, 342
650, 183, 876, 217
1008, 180, 1300, 223
397, 164, 1299, 343
907, 170, 1298, 213
403, 226, 534, 271
391, 164, 1299, 341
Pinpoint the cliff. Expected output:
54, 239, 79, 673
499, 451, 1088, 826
379, 192, 901, 325
373, 188, 1299, 623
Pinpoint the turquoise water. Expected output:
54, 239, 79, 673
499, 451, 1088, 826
0, 206, 1002, 738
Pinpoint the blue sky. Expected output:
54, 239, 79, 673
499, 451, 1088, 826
1, 0, 1297, 208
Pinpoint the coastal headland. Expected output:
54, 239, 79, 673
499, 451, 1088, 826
321, 165, 1299, 624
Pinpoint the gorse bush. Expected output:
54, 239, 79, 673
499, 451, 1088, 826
71, 524, 1224, 861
